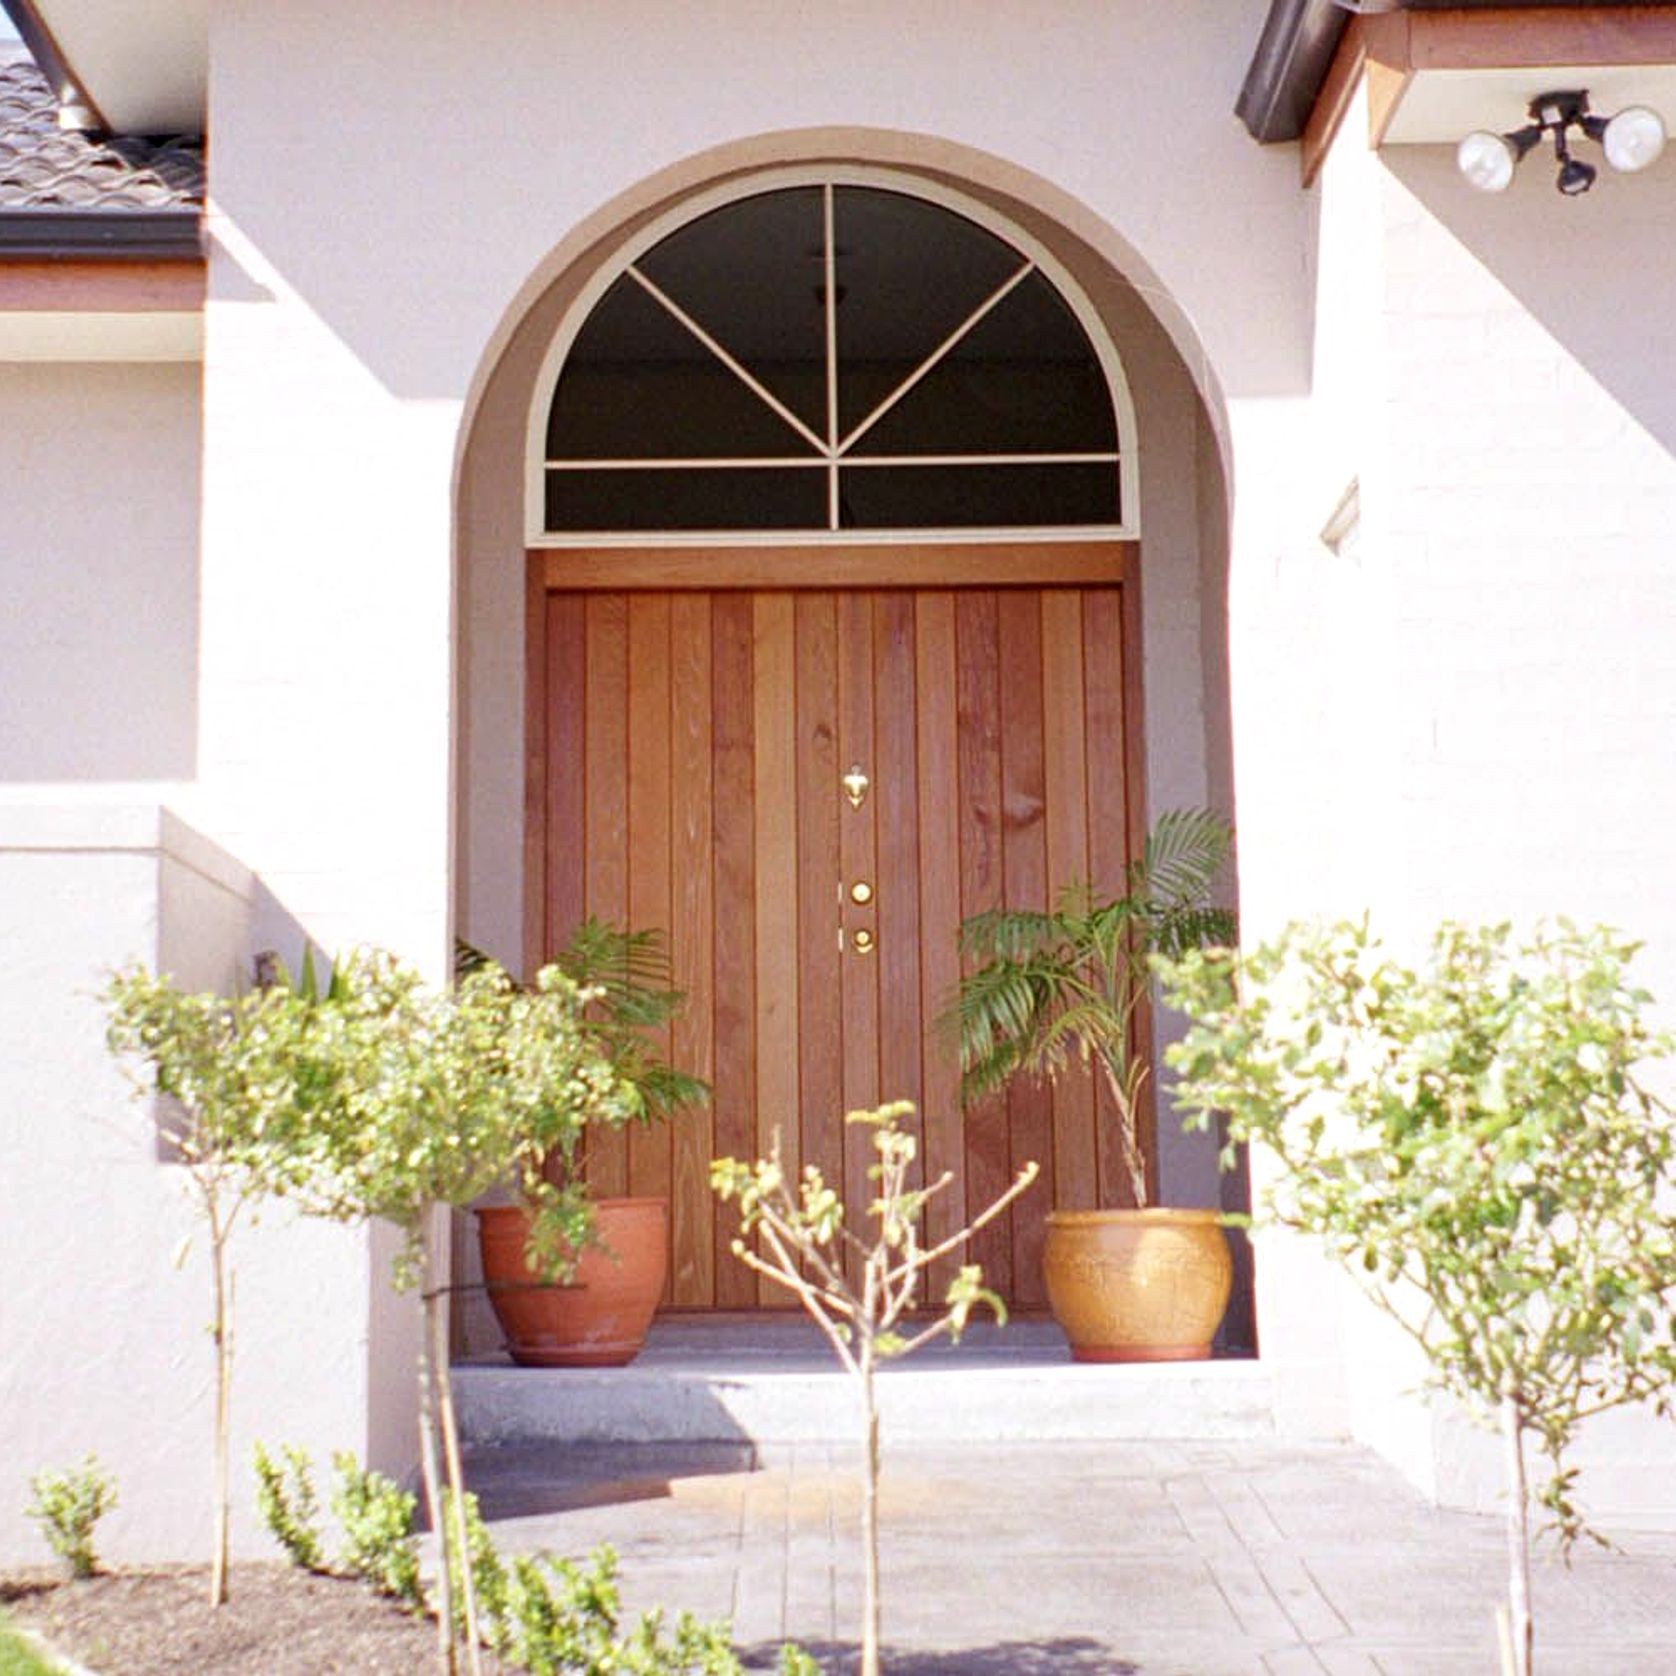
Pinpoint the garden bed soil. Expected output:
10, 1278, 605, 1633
1, 1562, 516, 1676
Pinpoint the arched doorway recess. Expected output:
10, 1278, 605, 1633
522, 170, 1158, 1315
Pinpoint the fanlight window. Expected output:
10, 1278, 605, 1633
542, 184, 1124, 534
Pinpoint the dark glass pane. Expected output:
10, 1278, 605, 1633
546, 467, 826, 532
838, 462, 1119, 529
637, 187, 828, 438
834, 187, 1025, 437
854, 271, 1117, 457
547, 273, 816, 460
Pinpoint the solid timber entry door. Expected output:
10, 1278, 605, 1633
529, 555, 1140, 1312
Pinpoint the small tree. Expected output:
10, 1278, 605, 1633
712, 1102, 1038, 1676
1160, 920, 1676, 1676
949, 808, 1234, 1207
288, 951, 643, 1676
105, 969, 319, 1606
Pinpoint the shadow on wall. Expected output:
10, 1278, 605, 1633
1388, 146, 1676, 459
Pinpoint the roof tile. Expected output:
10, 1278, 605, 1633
0, 57, 203, 211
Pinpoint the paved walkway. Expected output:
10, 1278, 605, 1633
460, 1436, 1676, 1674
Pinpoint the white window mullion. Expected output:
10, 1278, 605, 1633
836, 261, 1035, 456
547, 456, 828, 472
824, 183, 840, 531
625, 265, 830, 458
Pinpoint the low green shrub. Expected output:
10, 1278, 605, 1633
330, 1452, 425, 1612
25, 1455, 117, 1581
252, 1442, 325, 1572
259, 1444, 810, 1673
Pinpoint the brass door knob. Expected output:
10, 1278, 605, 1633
851, 928, 876, 955
850, 880, 874, 905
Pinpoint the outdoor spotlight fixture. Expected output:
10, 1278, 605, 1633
1458, 90, 1667, 196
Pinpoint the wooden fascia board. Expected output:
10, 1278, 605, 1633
1298, 6, 1676, 186
0, 257, 205, 312
1405, 7, 1676, 72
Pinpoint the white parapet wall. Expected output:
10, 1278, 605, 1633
1260, 81, 1676, 1538
0, 796, 411, 1568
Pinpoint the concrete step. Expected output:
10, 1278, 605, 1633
453, 1318, 1274, 1448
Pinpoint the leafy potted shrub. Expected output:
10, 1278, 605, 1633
948, 808, 1237, 1361
277, 948, 647, 1673
1161, 919, 1676, 1676
463, 920, 709, 1368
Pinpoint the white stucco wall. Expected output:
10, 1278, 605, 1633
0, 362, 200, 783
0, 802, 395, 1567
1256, 92, 1676, 1531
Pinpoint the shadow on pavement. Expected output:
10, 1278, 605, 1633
742, 1638, 1136, 1673
444, 1439, 759, 1526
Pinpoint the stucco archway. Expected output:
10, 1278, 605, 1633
450, 138, 1245, 1346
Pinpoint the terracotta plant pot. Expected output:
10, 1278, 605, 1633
477, 1196, 668, 1368
1042, 1208, 1232, 1363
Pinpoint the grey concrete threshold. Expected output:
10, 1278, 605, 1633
453, 1318, 1272, 1448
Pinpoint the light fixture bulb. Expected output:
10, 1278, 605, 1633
1602, 105, 1667, 173
1457, 130, 1517, 192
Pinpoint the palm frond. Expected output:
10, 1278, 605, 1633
947, 810, 1237, 1210
957, 906, 1064, 963
1130, 807, 1233, 908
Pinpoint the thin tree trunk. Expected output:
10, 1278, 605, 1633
1501, 1389, 1533, 1676
860, 1349, 881, 1676
431, 1280, 484, 1676
415, 1266, 457, 1676
208, 1212, 231, 1608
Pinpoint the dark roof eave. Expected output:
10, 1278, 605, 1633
0, 208, 203, 259
1237, 0, 1353, 143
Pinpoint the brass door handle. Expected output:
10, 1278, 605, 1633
850, 880, 874, 905
851, 928, 876, 955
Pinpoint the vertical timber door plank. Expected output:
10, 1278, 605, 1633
627, 594, 675, 1238
1040, 591, 1099, 1213
712, 595, 758, 1309
584, 595, 630, 1200
545, 595, 588, 958
873, 592, 923, 1157
753, 594, 800, 1306
795, 593, 844, 1249
669, 594, 716, 1307
997, 590, 1052, 1309
523, 559, 550, 984
1082, 587, 1136, 1207
914, 591, 964, 1293
838, 591, 881, 1241
955, 590, 1011, 1298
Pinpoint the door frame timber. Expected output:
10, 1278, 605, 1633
521, 538, 1161, 1212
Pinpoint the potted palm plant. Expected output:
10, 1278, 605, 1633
466, 919, 709, 1367
949, 808, 1237, 1362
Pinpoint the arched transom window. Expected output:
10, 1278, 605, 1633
533, 179, 1133, 539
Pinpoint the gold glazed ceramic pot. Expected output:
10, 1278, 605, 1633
1042, 1208, 1233, 1362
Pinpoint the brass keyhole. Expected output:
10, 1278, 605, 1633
851, 928, 876, 955
841, 765, 870, 809
850, 880, 874, 906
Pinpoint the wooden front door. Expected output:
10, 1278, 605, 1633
527, 547, 1142, 1311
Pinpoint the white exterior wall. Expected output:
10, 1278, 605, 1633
1265, 98, 1676, 1530
0, 802, 388, 1566
0, 352, 413, 1557
0, 363, 200, 782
